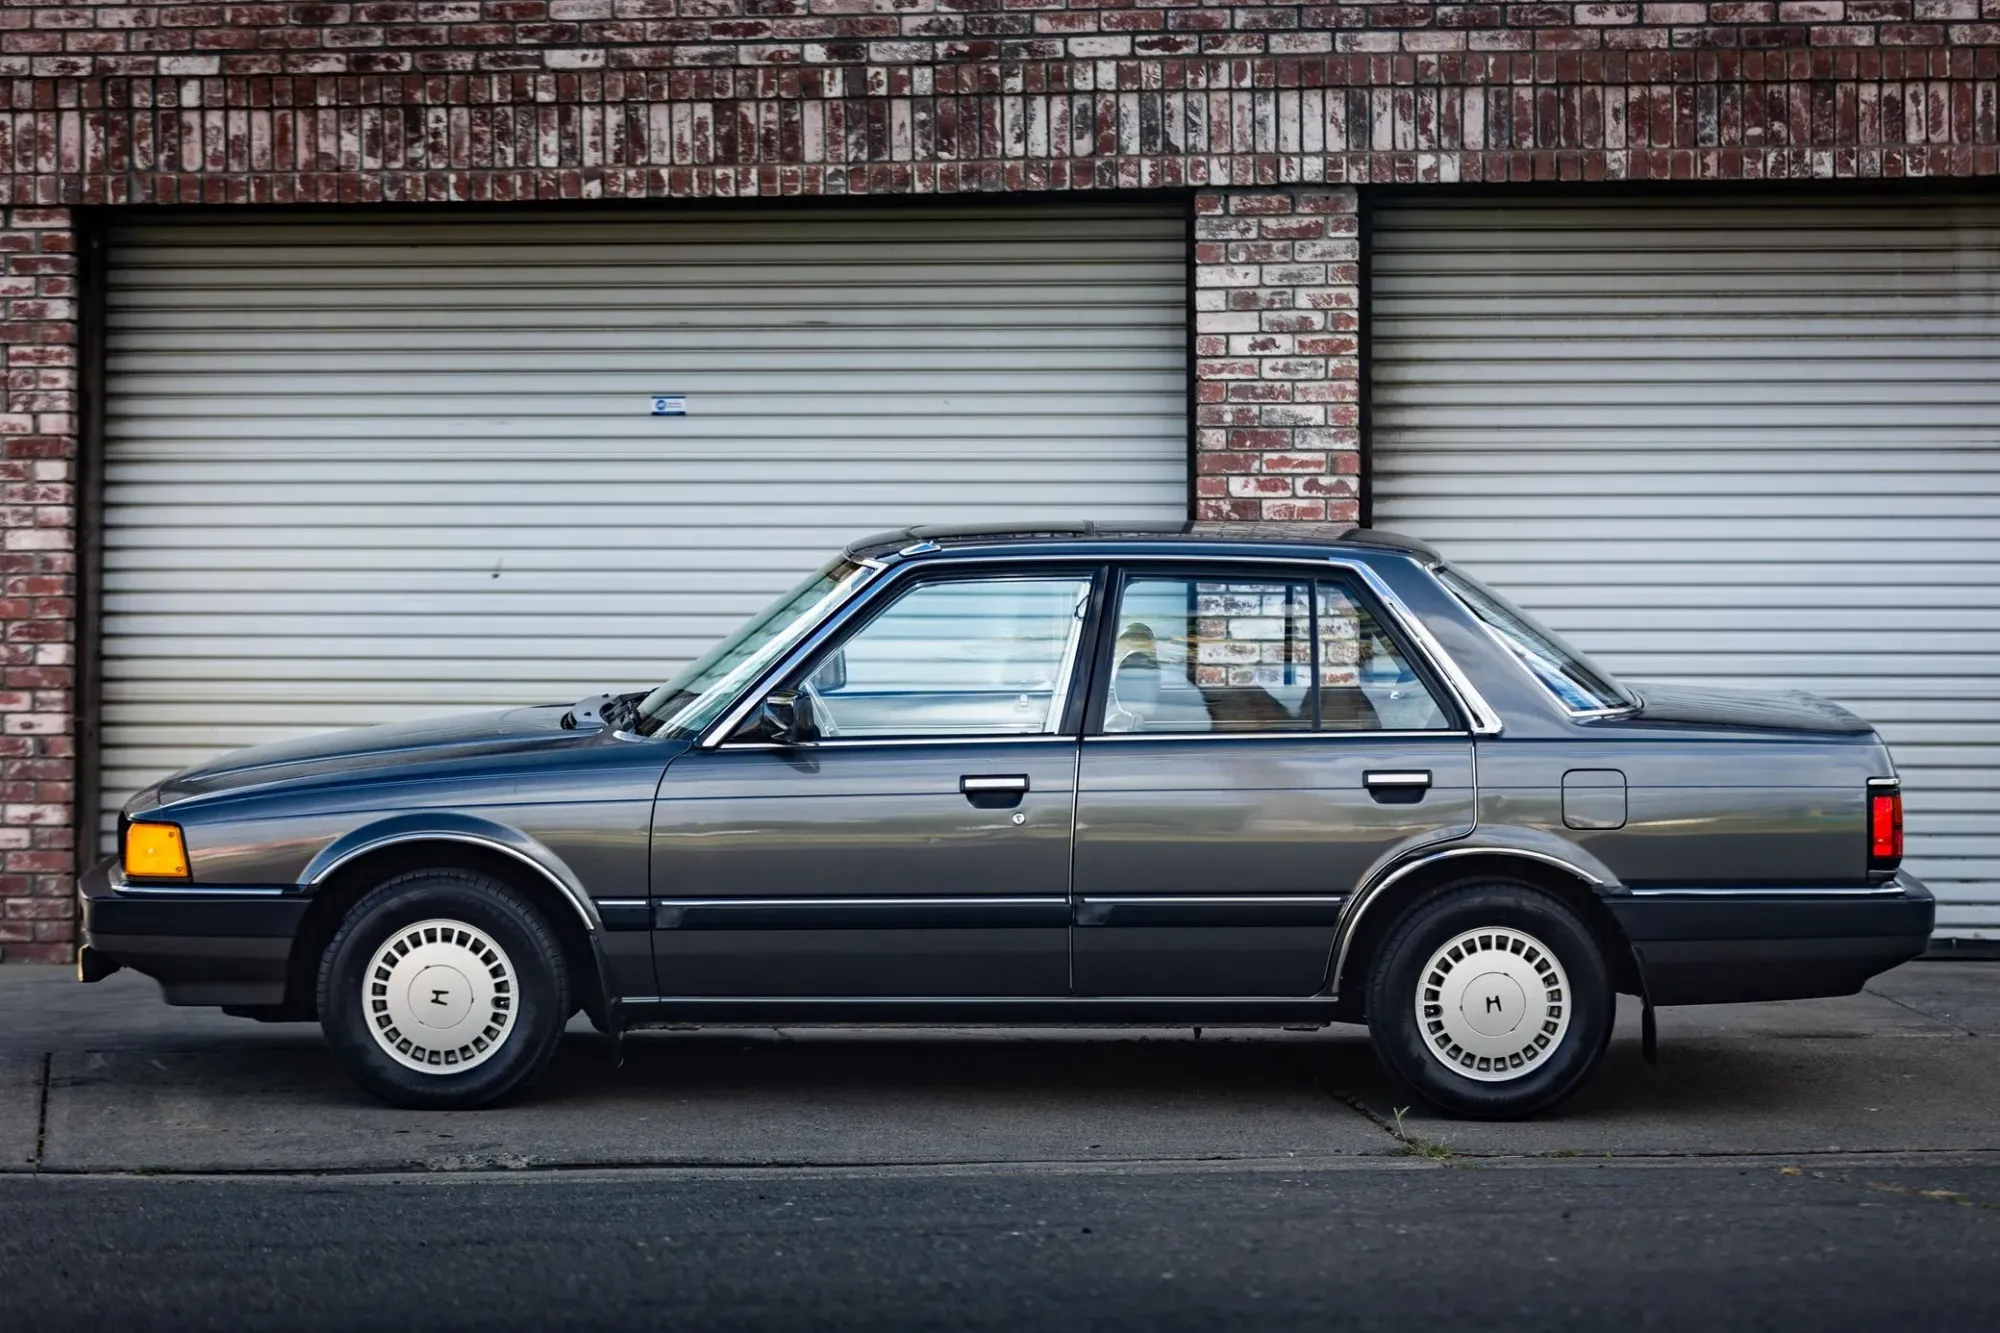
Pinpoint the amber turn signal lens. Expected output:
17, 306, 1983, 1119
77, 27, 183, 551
1869, 791, 1904, 865
124, 822, 190, 879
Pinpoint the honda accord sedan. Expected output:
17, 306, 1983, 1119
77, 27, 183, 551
79, 524, 1933, 1118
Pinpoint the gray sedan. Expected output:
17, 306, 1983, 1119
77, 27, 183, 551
79, 524, 1933, 1118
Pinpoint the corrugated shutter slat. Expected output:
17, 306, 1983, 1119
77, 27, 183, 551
1372, 196, 2000, 937
101, 206, 1190, 844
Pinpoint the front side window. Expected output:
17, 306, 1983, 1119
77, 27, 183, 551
794, 575, 1093, 738
1435, 566, 1635, 714
1099, 573, 1454, 734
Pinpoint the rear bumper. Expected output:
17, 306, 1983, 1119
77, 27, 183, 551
79, 857, 307, 1006
1607, 874, 1935, 1006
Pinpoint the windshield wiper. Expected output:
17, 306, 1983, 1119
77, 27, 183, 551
561, 691, 644, 731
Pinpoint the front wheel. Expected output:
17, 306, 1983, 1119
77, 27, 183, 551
317, 869, 570, 1109
1365, 881, 1614, 1119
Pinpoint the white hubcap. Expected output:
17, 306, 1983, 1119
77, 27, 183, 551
363, 919, 516, 1074
1415, 926, 1570, 1083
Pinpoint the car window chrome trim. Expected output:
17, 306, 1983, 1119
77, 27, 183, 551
1043, 579, 1094, 733
715, 734, 1080, 752
1345, 559, 1503, 736
1328, 845, 1606, 995
697, 551, 1501, 749
700, 565, 1103, 750
306, 833, 601, 933
1427, 561, 1639, 723
658, 557, 884, 743
1083, 729, 1471, 743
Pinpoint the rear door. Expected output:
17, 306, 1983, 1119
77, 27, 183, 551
1071, 564, 1475, 996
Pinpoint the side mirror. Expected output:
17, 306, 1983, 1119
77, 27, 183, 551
736, 690, 819, 746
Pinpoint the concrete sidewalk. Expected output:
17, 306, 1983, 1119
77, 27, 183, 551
0, 962, 1995, 1175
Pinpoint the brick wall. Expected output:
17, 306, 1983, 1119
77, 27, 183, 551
0, 8, 1995, 955
0, 208, 77, 963
0, 8, 1992, 204
6, 4, 2000, 76
1194, 187, 1360, 523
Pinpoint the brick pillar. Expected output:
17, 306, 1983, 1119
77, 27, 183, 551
0, 208, 79, 964
1192, 189, 1361, 525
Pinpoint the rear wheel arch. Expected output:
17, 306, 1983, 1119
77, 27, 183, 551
277, 838, 607, 1030
1331, 851, 1640, 1019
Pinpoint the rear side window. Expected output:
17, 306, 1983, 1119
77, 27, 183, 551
1435, 566, 1634, 714
1097, 574, 1453, 734
1317, 583, 1452, 732
1105, 577, 1313, 733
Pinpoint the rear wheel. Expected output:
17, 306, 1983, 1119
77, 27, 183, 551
317, 869, 569, 1109
1365, 881, 1614, 1119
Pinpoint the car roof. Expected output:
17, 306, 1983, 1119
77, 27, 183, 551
844, 522, 1439, 564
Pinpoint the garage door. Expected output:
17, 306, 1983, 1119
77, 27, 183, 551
1370, 195, 2000, 937
100, 205, 1189, 842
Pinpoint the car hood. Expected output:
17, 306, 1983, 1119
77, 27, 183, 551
138, 706, 594, 808
1623, 683, 1875, 735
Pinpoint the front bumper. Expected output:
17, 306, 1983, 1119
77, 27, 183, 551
79, 857, 308, 1006
1607, 874, 1935, 1006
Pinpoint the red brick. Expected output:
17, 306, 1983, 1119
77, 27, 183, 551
2, 943, 75, 963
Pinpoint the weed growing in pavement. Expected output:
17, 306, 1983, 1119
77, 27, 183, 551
1390, 1106, 1453, 1161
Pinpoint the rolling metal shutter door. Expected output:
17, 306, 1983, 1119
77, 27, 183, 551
1370, 196, 2000, 937
100, 205, 1189, 843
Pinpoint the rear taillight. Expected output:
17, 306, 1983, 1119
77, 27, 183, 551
1868, 783, 1903, 871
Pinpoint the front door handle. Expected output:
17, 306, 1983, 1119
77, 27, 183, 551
961, 774, 1029, 809
1364, 770, 1431, 804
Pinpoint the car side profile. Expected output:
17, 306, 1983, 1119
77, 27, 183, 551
78, 524, 1934, 1119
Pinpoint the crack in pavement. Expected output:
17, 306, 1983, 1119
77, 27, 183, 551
31, 1051, 48, 1173
9, 1148, 2000, 1187
1862, 983, 1981, 1037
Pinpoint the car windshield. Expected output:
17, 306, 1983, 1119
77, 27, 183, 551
633, 556, 876, 739
1435, 565, 1636, 714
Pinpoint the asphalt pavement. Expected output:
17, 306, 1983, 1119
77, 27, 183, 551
0, 961, 1996, 1329
3, 1159, 1998, 1331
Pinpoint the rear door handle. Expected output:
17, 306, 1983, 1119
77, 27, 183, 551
961, 774, 1030, 808
1364, 770, 1431, 803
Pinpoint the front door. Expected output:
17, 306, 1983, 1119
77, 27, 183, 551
1072, 567, 1476, 996
649, 568, 1099, 997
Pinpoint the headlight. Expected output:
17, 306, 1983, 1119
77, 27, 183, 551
124, 821, 190, 880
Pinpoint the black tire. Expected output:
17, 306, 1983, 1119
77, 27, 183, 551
317, 869, 570, 1110
1365, 880, 1614, 1120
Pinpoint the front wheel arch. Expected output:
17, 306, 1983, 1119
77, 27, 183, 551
277, 839, 607, 1031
